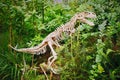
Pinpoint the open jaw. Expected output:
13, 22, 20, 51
79, 18, 95, 26
84, 13, 97, 26
80, 16, 96, 26
85, 18, 96, 26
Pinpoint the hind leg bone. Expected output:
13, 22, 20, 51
48, 42, 58, 67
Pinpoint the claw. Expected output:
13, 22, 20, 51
48, 55, 57, 67
50, 67, 62, 74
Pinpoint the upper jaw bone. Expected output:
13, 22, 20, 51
86, 14, 97, 18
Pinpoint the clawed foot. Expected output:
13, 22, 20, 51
47, 58, 62, 74
48, 55, 57, 67
48, 56, 54, 66
50, 66, 62, 74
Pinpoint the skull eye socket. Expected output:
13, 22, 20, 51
86, 12, 91, 15
78, 15, 82, 17
84, 12, 88, 14
92, 12, 95, 15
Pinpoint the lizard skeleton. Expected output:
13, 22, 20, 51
9, 11, 96, 74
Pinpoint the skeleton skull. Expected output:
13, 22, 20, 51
77, 11, 96, 26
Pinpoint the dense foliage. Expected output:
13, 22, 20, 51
0, 0, 120, 80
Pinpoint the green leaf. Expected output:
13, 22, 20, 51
98, 64, 105, 73
92, 65, 97, 69
98, 20, 107, 31
106, 49, 113, 55
95, 54, 102, 63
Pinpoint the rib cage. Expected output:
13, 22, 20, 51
36, 46, 47, 55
